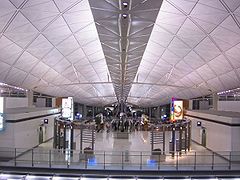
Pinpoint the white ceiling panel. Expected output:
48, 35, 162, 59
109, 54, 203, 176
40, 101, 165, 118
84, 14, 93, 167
190, 2, 228, 33
0, 0, 16, 32
0, 61, 11, 81
177, 18, 205, 48
22, 74, 39, 89
27, 35, 54, 59
5, 67, 27, 86
43, 16, 72, 45
9, 0, 25, 8
31, 61, 50, 78
53, 58, 71, 73
0, 36, 23, 65
53, 74, 71, 86
168, 37, 191, 58
0, 0, 239, 106
53, 0, 79, 12
197, 64, 217, 81
42, 49, 63, 67
66, 48, 86, 64
22, 0, 59, 31
168, 0, 197, 14
208, 55, 233, 75
186, 71, 203, 86
195, 37, 221, 61
211, 24, 240, 51
161, 49, 181, 65
226, 44, 240, 68
219, 70, 239, 89
207, 76, 225, 92
184, 51, 205, 70
224, 0, 240, 12
14, 51, 38, 72
150, 26, 174, 47
56, 35, 79, 56
42, 69, 59, 83
4, 13, 38, 48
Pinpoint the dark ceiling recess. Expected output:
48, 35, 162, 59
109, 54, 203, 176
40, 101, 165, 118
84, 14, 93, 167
88, 0, 163, 103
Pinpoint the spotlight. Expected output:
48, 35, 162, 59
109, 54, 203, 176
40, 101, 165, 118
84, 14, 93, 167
122, 14, 127, 19
123, 2, 128, 8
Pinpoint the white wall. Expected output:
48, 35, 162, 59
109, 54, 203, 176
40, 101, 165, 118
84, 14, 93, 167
52, 98, 56, 107
0, 108, 60, 150
0, 123, 15, 148
218, 101, 240, 112
36, 98, 46, 107
188, 100, 193, 110
199, 101, 209, 110
5, 97, 28, 109
186, 110, 240, 155
13, 114, 56, 149
189, 115, 232, 152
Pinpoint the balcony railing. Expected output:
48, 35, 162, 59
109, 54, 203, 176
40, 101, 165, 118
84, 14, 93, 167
0, 147, 239, 171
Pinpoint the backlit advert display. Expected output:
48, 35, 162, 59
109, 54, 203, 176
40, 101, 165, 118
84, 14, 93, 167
62, 97, 73, 120
173, 100, 183, 120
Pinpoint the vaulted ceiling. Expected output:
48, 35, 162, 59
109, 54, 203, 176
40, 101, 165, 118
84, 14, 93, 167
0, 0, 240, 106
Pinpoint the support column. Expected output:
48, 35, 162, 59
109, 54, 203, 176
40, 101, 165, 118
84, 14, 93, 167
188, 100, 193, 110
92, 106, 95, 119
187, 121, 191, 151
53, 119, 57, 148
52, 98, 56, 108
149, 107, 151, 118
179, 127, 183, 156
27, 90, 33, 107
156, 106, 160, 119
83, 104, 87, 119
63, 124, 67, 150
70, 126, 74, 152
171, 127, 176, 157
212, 93, 218, 110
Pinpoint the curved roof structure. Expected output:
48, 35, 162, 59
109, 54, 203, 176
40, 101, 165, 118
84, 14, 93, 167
0, 0, 240, 106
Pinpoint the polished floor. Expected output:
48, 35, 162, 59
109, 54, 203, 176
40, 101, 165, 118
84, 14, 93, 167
1, 129, 237, 170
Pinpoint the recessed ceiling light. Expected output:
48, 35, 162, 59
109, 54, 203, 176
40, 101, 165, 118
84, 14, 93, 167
122, 14, 127, 18
123, 2, 128, 7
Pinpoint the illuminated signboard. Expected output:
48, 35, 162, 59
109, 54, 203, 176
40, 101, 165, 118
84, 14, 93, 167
173, 100, 183, 120
170, 98, 183, 121
0, 97, 4, 131
62, 97, 73, 120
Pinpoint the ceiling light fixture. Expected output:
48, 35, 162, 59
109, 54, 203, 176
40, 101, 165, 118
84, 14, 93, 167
122, 14, 127, 18
123, 2, 128, 8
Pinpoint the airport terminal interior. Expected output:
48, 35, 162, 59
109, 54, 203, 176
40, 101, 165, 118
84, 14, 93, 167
1, 0, 240, 179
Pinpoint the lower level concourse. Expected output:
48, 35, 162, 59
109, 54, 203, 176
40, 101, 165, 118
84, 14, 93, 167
0, 93, 240, 179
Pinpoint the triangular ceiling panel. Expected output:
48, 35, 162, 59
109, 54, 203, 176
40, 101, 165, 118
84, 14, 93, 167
0, 0, 240, 106
22, 0, 59, 31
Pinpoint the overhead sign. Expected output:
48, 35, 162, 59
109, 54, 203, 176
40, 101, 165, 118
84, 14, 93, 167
173, 100, 183, 120
62, 97, 73, 120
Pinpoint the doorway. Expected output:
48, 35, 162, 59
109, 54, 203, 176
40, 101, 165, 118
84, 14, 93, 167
201, 127, 206, 147
39, 126, 43, 144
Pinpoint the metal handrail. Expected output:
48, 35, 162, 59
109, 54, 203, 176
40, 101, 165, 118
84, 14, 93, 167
0, 148, 239, 171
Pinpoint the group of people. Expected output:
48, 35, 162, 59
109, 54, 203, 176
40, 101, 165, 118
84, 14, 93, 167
95, 118, 143, 133
95, 113, 150, 133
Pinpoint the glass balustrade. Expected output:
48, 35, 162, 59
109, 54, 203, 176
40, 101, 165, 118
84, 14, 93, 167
0, 148, 239, 171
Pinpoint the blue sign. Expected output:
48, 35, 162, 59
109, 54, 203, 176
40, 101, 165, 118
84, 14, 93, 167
88, 157, 97, 166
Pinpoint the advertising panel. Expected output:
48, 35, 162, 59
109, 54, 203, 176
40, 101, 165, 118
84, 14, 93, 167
173, 100, 183, 120
62, 97, 73, 120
